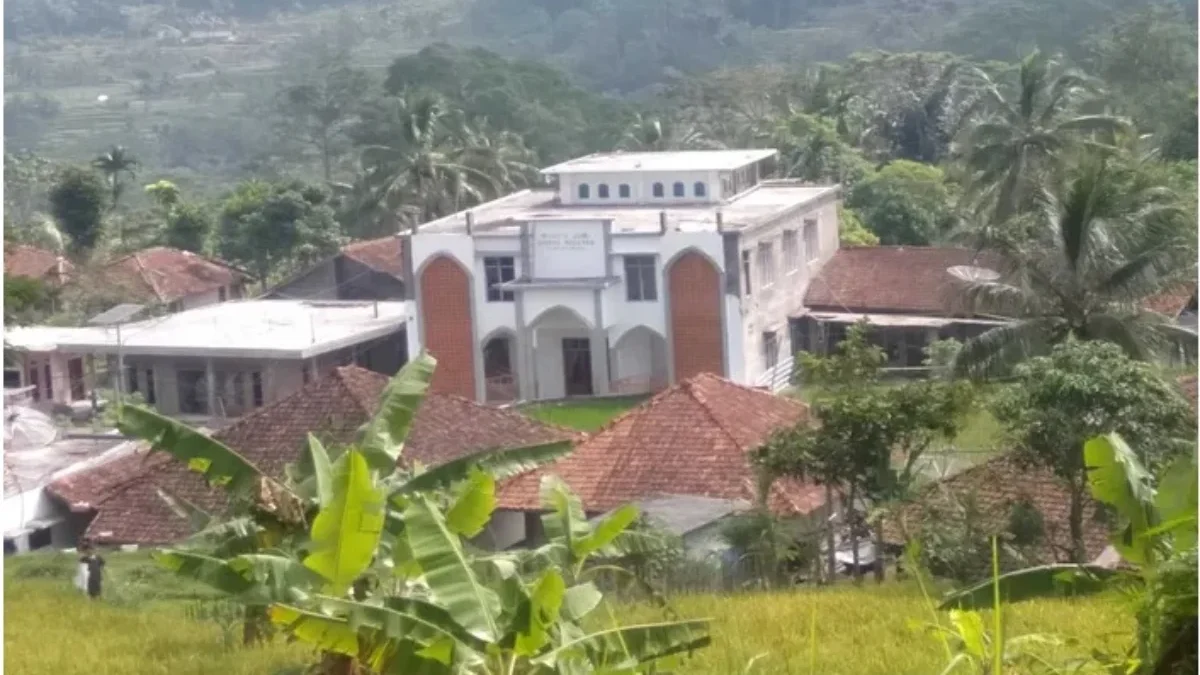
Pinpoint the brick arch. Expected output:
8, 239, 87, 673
667, 250, 724, 381
419, 255, 475, 398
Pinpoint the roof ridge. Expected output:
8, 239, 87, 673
431, 390, 586, 439
131, 250, 170, 302
685, 373, 806, 451
329, 366, 390, 416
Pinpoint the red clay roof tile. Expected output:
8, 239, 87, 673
341, 236, 405, 280
804, 246, 1004, 316
4, 243, 72, 284
497, 374, 823, 516
98, 247, 253, 305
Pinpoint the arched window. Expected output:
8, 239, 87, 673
618, 183, 631, 198
652, 182, 664, 198
578, 183, 590, 199
693, 181, 707, 197
598, 183, 610, 198
673, 181, 685, 197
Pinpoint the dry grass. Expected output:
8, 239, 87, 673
5, 553, 1130, 675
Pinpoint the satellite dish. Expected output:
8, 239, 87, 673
947, 265, 1000, 283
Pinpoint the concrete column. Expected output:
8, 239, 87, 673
205, 358, 217, 417
515, 328, 534, 401
590, 330, 610, 396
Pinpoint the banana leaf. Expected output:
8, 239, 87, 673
117, 403, 269, 496
358, 353, 436, 472
938, 564, 1116, 610
531, 620, 712, 670
1085, 434, 1158, 565
314, 595, 488, 659
445, 468, 495, 539
268, 605, 360, 656
404, 494, 502, 642
304, 450, 386, 595
395, 440, 574, 496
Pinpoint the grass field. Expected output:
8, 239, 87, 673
4, 552, 1130, 675
520, 395, 646, 431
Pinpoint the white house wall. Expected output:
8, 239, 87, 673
556, 170, 723, 206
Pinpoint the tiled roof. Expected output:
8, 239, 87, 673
4, 243, 72, 284
341, 236, 405, 280
98, 247, 253, 304
496, 374, 824, 516
804, 246, 1004, 316
885, 453, 1110, 563
44, 446, 167, 511
1144, 284, 1197, 317
63, 366, 576, 544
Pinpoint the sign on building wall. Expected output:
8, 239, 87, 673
530, 221, 606, 279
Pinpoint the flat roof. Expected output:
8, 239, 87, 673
6, 299, 411, 359
541, 149, 778, 175
420, 181, 839, 235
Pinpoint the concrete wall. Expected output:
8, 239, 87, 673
738, 197, 840, 385
180, 288, 224, 311
268, 259, 339, 301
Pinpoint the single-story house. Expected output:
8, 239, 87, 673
794, 246, 1009, 368
5, 299, 410, 418
97, 246, 254, 312
266, 236, 405, 302
47, 365, 579, 547
494, 373, 827, 547
600, 494, 752, 559
4, 243, 73, 286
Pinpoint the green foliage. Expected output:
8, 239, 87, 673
4, 274, 55, 325
163, 202, 212, 254
216, 179, 342, 283
92, 145, 138, 211
48, 166, 107, 254
846, 160, 957, 245
837, 206, 879, 247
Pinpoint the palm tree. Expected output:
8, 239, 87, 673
92, 145, 139, 210
616, 113, 725, 151
958, 50, 1129, 224
952, 152, 1195, 378
354, 94, 497, 230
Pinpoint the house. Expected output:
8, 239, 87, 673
97, 247, 253, 312
4, 299, 409, 417
886, 374, 1200, 564
603, 495, 752, 559
46, 366, 578, 547
267, 236, 405, 302
4, 243, 72, 285
492, 373, 827, 548
403, 149, 842, 402
795, 246, 1009, 367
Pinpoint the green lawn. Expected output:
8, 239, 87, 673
5, 552, 1130, 675
520, 395, 647, 431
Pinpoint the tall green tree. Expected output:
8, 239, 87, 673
846, 160, 957, 245
959, 50, 1128, 224
952, 152, 1195, 378
217, 180, 342, 283
990, 341, 1194, 562
616, 113, 724, 151
274, 53, 373, 182
47, 166, 107, 256
92, 145, 139, 210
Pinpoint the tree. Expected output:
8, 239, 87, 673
952, 152, 1195, 378
838, 206, 879, 247
846, 160, 957, 245
274, 54, 373, 182
757, 322, 972, 582
92, 145, 139, 210
617, 113, 724, 151
958, 50, 1128, 224
217, 180, 342, 283
771, 112, 872, 186
990, 341, 1194, 562
48, 166, 107, 256
4, 274, 54, 325
115, 353, 711, 673
164, 203, 212, 254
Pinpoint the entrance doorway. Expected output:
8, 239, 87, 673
67, 358, 85, 400
561, 338, 593, 396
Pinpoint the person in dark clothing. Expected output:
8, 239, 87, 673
79, 543, 105, 599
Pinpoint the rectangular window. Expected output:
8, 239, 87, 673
804, 218, 819, 262
618, 184, 631, 198
177, 369, 207, 415
741, 250, 752, 296
145, 369, 156, 405
168, 300, 183, 313
218, 286, 227, 302
232, 372, 245, 408
44, 364, 52, 401
251, 371, 264, 407
763, 331, 779, 370
29, 367, 40, 402
126, 367, 139, 394
624, 255, 657, 302
484, 256, 515, 302
756, 242, 775, 289
28, 528, 51, 551
782, 230, 799, 272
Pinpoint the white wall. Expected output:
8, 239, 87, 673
531, 325, 591, 400
738, 198, 840, 385
556, 170, 722, 206
480, 510, 527, 550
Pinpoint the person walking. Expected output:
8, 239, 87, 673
78, 543, 106, 599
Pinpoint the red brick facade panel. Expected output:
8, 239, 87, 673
668, 250, 725, 381
419, 255, 476, 398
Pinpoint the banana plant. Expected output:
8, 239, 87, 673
268, 471, 712, 674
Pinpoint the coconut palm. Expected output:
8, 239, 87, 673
92, 145, 139, 210
616, 113, 724, 151
952, 152, 1196, 378
958, 50, 1129, 224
